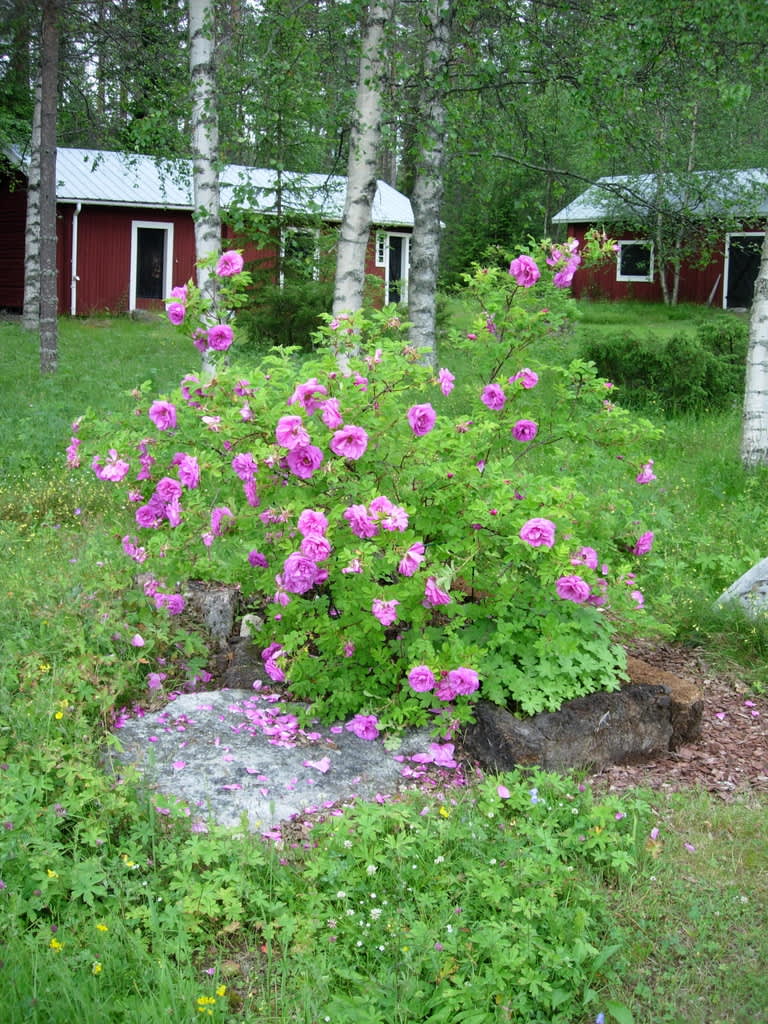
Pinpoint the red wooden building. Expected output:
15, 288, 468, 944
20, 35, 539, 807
552, 170, 768, 308
0, 148, 414, 315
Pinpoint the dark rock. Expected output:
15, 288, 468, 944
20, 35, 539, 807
461, 657, 703, 773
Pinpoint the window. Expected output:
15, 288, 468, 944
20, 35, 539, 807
617, 240, 653, 282
375, 232, 387, 267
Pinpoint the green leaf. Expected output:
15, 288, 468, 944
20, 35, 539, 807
607, 999, 636, 1024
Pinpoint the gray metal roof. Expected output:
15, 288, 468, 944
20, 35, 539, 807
553, 169, 768, 224
45, 148, 413, 227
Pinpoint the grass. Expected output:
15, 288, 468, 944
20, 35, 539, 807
1, 311, 767, 1023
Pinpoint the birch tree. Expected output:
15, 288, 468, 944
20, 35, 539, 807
189, 0, 220, 378
22, 80, 41, 331
407, 0, 454, 363
38, 0, 59, 375
741, 229, 768, 467
333, 0, 392, 316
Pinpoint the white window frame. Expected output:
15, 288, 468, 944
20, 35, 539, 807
723, 231, 764, 310
279, 226, 320, 287
129, 220, 174, 311
616, 239, 654, 283
375, 231, 387, 267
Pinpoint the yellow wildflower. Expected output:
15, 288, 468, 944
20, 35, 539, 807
96, 923, 109, 932
49, 938, 64, 952
92, 962, 102, 975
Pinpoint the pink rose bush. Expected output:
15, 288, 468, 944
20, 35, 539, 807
73, 232, 659, 725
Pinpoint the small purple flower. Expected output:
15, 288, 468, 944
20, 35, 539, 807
248, 549, 268, 568
636, 459, 656, 484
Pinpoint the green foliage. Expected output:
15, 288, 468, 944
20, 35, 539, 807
237, 279, 334, 352
268, 771, 649, 1022
581, 316, 748, 415
70, 238, 661, 726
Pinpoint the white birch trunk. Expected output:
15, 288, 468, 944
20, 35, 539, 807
407, 0, 453, 366
741, 228, 768, 467
332, 0, 392, 317
23, 79, 42, 331
39, 0, 59, 375
189, 0, 220, 379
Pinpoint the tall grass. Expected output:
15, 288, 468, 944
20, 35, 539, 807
1, 312, 766, 1023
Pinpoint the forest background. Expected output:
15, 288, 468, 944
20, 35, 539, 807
2, 0, 768, 293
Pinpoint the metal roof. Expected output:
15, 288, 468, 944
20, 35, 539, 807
44, 148, 413, 227
553, 169, 768, 224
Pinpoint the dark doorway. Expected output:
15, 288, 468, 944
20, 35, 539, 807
136, 227, 166, 300
726, 234, 763, 309
388, 235, 404, 303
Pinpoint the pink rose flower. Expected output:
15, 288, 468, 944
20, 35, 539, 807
438, 368, 455, 395
215, 250, 244, 276
636, 460, 656, 484
556, 574, 592, 603
275, 415, 310, 450
280, 553, 322, 595
300, 532, 332, 562
345, 714, 380, 741
372, 598, 399, 626
297, 508, 329, 536
173, 452, 201, 489
407, 403, 437, 437
519, 517, 556, 548
407, 665, 436, 693
148, 400, 177, 431
330, 424, 368, 460
166, 302, 185, 326
286, 444, 324, 480
423, 577, 452, 607
169, 284, 188, 301
207, 324, 234, 351
632, 531, 654, 556
510, 368, 539, 389
231, 452, 258, 482
343, 504, 378, 539
512, 419, 538, 441
571, 546, 599, 569
445, 666, 479, 696
481, 383, 506, 411
509, 254, 541, 287
289, 378, 328, 414
320, 397, 343, 430
398, 542, 425, 576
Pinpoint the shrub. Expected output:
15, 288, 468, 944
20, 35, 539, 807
69, 238, 661, 732
581, 316, 747, 415
237, 279, 334, 352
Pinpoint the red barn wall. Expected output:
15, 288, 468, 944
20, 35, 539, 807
567, 223, 728, 305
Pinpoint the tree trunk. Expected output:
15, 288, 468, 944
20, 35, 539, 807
189, 0, 221, 379
23, 79, 42, 331
332, 0, 392, 316
407, 0, 453, 365
39, 0, 59, 375
741, 228, 768, 467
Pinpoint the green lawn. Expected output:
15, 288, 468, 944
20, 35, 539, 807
1, 310, 766, 1024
